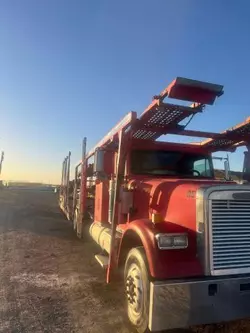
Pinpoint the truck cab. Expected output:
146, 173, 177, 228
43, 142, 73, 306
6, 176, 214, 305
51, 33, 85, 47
59, 77, 250, 333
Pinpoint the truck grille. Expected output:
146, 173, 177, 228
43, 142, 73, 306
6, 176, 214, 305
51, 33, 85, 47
211, 199, 250, 274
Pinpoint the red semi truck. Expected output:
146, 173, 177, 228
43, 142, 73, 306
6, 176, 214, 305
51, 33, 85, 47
59, 77, 250, 333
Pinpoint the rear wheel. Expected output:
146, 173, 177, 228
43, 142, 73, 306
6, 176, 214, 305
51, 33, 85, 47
124, 247, 149, 333
74, 208, 89, 239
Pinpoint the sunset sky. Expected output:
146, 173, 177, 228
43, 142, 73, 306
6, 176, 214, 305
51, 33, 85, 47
1, 0, 250, 184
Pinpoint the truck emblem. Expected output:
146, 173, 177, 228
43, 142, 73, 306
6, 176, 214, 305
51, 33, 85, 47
187, 190, 195, 198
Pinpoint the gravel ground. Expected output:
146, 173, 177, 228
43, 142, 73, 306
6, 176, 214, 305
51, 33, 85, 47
0, 189, 250, 333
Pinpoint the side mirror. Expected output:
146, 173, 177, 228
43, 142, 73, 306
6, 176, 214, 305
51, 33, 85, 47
86, 163, 94, 177
93, 148, 106, 180
224, 159, 231, 180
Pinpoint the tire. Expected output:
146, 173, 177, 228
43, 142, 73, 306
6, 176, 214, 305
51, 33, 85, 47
124, 247, 149, 333
124, 248, 192, 333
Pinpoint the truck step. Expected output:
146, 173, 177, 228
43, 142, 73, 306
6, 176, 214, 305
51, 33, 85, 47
95, 254, 109, 269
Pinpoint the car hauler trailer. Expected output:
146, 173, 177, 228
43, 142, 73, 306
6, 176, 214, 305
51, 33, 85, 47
59, 77, 250, 333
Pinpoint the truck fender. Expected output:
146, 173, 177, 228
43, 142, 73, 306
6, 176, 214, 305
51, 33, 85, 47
118, 219, 203, 279
118, 219, 159, 278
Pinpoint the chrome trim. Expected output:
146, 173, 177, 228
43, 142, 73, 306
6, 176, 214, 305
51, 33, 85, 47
196, 184, 250, 276
210, 197, 250, 276
209, 190, 250, 200
196, 186, 211, 275
199, 184, 250, 199
208, 199, 214, 275
155, 233, 188, 250
149, 275, 250, 331
212, 267, 250, 276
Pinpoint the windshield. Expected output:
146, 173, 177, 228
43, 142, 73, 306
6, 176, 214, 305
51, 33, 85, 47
131, 150, 214, 178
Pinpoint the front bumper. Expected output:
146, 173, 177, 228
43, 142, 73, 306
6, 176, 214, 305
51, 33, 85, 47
149, 275, 250, 332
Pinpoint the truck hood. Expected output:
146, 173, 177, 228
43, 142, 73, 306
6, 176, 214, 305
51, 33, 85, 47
129, 177, 237, 279
130, 177, 235, 232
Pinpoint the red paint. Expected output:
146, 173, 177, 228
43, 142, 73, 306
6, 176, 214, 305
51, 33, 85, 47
94, 181, 109, 222
94, 150, 114, 223
166, 77, 223, 105
69, 76, 249, 283
201, 117, 250, 152
119, 219, 203, 279
80, 158, 87, 218
118, 176, 230, 280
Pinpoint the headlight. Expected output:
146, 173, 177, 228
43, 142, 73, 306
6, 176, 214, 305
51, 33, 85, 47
155, 233, 188, 250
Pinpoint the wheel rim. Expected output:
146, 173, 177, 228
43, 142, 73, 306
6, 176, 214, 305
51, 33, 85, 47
126, 262, 144, 324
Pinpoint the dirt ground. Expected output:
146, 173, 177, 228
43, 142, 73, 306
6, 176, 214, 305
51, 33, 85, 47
0, 189, 250, 333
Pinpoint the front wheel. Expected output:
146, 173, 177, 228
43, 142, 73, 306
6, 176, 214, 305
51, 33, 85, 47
124, 247, 149, 333
124, 248, 192, 333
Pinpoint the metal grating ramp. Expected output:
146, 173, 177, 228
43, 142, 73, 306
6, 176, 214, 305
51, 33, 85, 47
201, 118, 250, 151
132, 102, 201, 140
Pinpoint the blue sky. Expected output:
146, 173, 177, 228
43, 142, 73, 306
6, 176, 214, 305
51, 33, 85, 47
1, 0, 250, 183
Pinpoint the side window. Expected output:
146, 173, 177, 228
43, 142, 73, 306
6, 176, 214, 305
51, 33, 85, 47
193, 158, 208, 176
